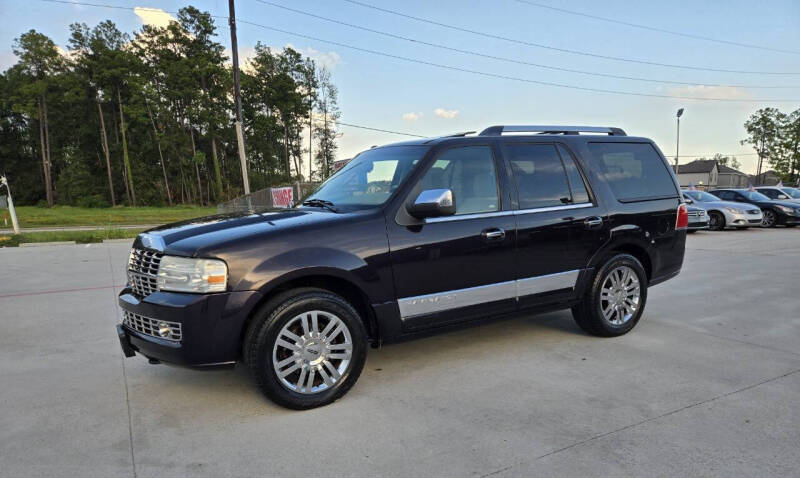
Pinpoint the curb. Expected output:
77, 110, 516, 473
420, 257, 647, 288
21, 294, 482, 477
19, 241, 77, 247
103, 238, 135, 244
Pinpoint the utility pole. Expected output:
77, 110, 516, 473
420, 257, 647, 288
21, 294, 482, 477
229, 0, 250, 196
756, 130, 766, 183
675, 108, 684, 177
0, 175, 20, 234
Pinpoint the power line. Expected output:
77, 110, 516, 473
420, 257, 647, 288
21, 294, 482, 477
256, 0, 797, 89
313, 118, 426, 137
512, 0, 800, 56
340, 0, 800, 75
33, 0, 800, 102
235, 19, 800, 102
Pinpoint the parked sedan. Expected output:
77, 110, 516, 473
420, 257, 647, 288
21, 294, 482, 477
755, 186, 800, 203
712, 188, 800, 228
682, 190, 762, 230
686, 205, 709, 232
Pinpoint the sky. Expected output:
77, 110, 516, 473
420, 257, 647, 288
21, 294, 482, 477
1, 0, 800, 174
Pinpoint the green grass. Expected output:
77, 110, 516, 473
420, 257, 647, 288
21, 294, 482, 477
0, 228, 144, 247
6, 205, 216, 228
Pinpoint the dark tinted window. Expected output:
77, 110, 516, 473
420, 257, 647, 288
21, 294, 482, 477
588, 143, 677, 202
418, 146, 499, 215
504, 144, 571, 209
557, 145, 590, 204
714, 190, 733, 200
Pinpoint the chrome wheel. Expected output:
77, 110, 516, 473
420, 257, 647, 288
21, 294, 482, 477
599, 265, 641, 326
761, 210, 776, 227
272, 310, 353, 395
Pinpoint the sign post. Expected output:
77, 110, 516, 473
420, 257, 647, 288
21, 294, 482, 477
0, 175, 20, 234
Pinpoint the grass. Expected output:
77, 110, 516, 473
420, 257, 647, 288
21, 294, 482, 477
0, 228, 144, 247
5, 205, 216, 228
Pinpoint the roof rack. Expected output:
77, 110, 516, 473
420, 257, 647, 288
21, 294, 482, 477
442, 131, 477, 137
478, 125, 626, 136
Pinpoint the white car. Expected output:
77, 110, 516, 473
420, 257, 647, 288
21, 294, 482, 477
682, 190, 763, 230
755, 186, 800, 203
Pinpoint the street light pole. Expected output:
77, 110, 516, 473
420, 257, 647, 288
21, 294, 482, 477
0, 175, 20, 234
675, 108, 684, 177
228, 0, 250, 197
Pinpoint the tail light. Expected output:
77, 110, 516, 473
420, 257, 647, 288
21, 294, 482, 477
675, 204, 689, 230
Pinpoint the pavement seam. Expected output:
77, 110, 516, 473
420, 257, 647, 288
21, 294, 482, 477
480, 367, 800, 477
105, 243, 137, 478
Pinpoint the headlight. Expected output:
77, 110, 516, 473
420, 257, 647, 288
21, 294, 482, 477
723, 207, 744, 214
157, 256, 228, 293
776, 205, 793, 214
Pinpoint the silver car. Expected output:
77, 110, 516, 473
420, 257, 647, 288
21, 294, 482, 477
682, 190, 763, 230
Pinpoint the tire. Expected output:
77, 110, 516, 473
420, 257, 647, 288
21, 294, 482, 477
686, 230, 696, 234
572, 254, 648, 337
244, 287, 367, 410
708, 211, 725, 231
786, 224, 797, 228
761, 209, 777, 228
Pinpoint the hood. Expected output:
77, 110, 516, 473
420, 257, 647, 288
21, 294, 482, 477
691, 200, 759, 211
767, 200, 800, 209
135, 207, 351, 256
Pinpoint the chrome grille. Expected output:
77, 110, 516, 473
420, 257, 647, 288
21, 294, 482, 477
123, 310, 182, 341
127, 248, 163, 298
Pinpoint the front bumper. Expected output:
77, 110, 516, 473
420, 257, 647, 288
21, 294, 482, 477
725, 210, 763, 227
116, 288, 262, 367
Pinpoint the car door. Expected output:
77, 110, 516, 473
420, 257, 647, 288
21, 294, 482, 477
387, 144, 517, 331
500, 142, 607, 309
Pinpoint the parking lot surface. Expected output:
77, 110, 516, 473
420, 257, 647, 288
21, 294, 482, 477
1, 229, 799, 477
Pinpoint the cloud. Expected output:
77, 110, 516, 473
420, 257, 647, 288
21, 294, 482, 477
134, 7, 176, 28
287, 43, 341, 69
663, 85, 749, 100
402, 112, 422, 121
434, 108, 460, 119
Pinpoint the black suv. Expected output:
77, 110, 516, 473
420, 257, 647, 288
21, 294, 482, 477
117, 125, 687, 409
712, 188, 800, 228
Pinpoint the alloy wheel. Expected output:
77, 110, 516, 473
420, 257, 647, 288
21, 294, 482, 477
272, 310, 353, 394
762, 210, 776, 227
599, 265, 641, 326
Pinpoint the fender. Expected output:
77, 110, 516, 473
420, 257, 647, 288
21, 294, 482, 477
587, 223, 654, 274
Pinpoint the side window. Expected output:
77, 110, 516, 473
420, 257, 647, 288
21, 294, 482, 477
557, 145, 590, 204
503, 144, 572, 209
715, 190, 731, 200
417, 146, 499, 215
588, 142, 678, 202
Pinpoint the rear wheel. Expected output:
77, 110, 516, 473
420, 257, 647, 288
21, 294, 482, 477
708, 211, 725, 231
572, 254, 648, 337
244, 288, 367, 409
761, 209, 777, 228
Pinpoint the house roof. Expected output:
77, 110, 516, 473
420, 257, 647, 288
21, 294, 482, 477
674, 159, 717, 174
717, 164, 747, 175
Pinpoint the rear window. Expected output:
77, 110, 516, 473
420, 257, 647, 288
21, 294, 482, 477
588, 142, 678, 202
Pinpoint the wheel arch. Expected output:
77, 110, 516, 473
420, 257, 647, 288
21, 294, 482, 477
590, 240, 653, 282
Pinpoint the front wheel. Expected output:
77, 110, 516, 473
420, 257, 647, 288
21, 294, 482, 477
572, 254, 648, 337
244, 288, 367, 409
761, 209, 777, 228
708, 211, 725, 231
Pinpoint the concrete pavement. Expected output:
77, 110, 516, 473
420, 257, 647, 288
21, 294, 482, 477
1, 229, 798, 477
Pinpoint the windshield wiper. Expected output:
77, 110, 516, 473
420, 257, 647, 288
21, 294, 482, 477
301, 198, 338, 213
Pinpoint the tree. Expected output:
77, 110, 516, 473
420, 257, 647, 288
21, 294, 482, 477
313, 66, 341, 180
698, 153, 741, 171
12, 30, 64, 206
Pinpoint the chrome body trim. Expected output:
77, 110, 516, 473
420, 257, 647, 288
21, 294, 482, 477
425, 203, 594, 223
398, 270, 580, 319
516, 270, 580, 297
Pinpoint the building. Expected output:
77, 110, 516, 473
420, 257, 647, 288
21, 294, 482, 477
749, 170, 781, 186
717, 164, 750, 188
673, 160, 718, 189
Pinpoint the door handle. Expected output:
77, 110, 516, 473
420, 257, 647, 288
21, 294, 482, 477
481, 228, 506, 241
584, 216, 603, 229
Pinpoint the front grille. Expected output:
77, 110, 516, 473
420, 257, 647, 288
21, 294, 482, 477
127, 248, 163, 298
123, 310, 182, 341
688, 211, 702, 217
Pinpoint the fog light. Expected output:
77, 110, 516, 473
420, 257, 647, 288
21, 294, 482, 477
157, 322, 172, 338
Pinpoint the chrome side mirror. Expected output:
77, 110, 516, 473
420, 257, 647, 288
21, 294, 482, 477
406, 189, 456, 219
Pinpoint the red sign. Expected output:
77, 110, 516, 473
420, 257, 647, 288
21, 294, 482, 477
271, 187, 294, 208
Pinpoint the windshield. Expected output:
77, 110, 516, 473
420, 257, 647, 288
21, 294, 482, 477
304, 145, 427, 210
781, 187, 800, 199
742, 190, 770, 201
684, 190, 721, 202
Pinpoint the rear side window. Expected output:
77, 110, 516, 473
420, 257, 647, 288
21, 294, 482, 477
557, 145, 590, 204
588, 143, 677, 202
504, 144, 571, 209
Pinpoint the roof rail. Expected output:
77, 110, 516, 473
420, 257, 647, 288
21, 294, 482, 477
442, 131, 476, 137
478, 125, 626, 136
